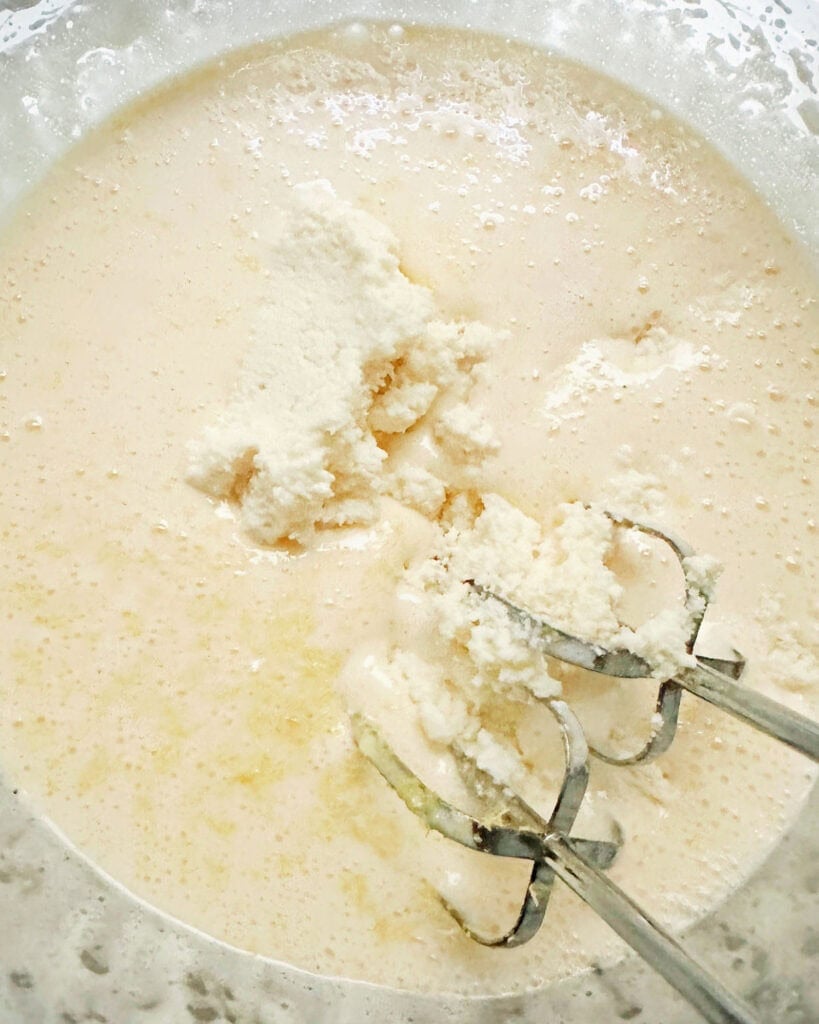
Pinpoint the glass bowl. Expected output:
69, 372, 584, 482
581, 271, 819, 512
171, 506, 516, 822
0, 2, 816, 1021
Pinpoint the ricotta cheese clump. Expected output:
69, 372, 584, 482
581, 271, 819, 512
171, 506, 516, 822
187, 182, 501, 545
381, 495, 716, 786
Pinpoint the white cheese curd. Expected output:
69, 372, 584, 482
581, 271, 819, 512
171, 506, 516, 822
187, 180, 501, 545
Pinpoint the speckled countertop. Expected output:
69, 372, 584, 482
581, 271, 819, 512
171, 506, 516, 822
1, 777, 817, 1022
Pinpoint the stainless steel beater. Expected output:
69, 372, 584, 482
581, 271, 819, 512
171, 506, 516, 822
352, 513, 819, 1024
472, 512, 819, 767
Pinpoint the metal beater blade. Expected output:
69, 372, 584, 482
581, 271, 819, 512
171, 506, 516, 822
348, 513, 818, 1023
444, 695, 620, 947
469, 513, 819, 764
352, 713, 760, 1024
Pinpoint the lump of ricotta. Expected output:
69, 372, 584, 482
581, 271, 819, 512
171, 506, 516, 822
375, 495, 713, 787
187, 181, 501, 545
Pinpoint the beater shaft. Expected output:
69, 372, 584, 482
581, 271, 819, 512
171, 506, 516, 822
678, 660, 819, 761
546, 834, 757, 1024
352, 715, 760, 1024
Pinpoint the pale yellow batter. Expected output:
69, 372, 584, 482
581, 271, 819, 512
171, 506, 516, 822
0, 24, 816, 997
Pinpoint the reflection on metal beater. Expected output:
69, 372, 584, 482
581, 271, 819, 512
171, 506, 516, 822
352, 514, 819, 1024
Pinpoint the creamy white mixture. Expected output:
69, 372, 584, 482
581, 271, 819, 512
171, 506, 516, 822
0, 24, 817, 997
